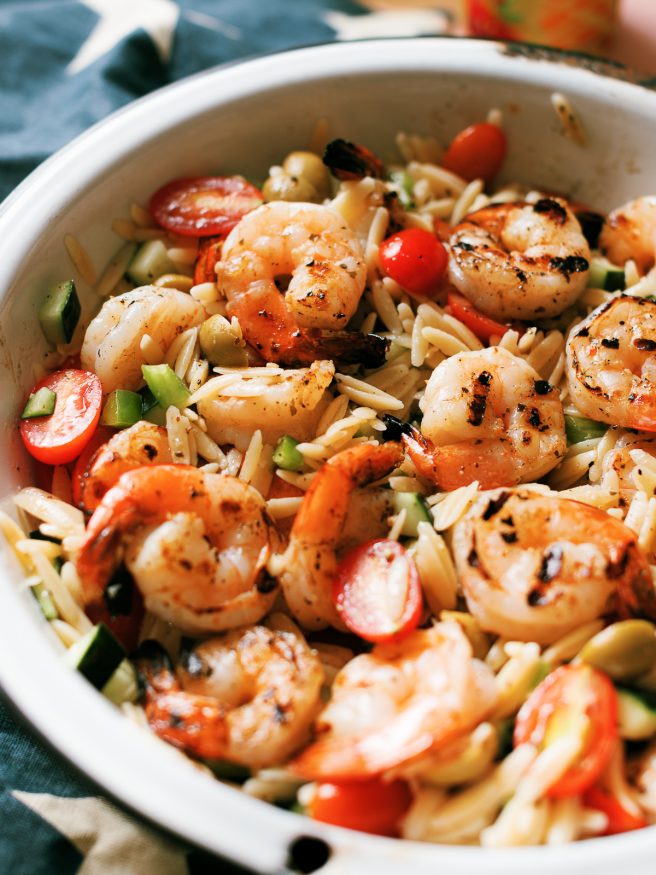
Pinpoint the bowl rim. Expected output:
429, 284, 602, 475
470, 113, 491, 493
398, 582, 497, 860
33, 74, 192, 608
1, 37, 656, 874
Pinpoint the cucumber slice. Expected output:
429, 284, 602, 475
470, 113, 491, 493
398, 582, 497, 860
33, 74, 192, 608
65, 623, 126, 690
32, 582, 58, 621
588, 257, 625, 292
38, 280, 81, 346
392, 492, 431, 537
101, 389, 143, 428
272, 435, 304, 471
126, 240, 176, 285
139, 385, 167, 425
565, 414, 608, 445
617, 687, 656, 740
21, 387, 56, 419
101, 658, 138, 705
141, 363, 191, 410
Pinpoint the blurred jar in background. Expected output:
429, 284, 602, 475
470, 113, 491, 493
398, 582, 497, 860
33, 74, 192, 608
468, 0, 618, 52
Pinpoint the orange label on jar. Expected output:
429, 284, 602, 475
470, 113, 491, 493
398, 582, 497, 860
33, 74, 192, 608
468, 0, 617, 52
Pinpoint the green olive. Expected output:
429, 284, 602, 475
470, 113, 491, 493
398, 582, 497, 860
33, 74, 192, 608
579, 620, 656, 681
262, 170, 317, 203
440, 610, 491, 660
198, 315, 248, 367
423, 723, 498, 788
283, 151, 331, 200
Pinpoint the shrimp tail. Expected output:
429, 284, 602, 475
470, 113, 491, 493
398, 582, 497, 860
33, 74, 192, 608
305, 329, 389, 369
323, 138, 384, 181
133, 639, 179, 701
383, 415, 444, 486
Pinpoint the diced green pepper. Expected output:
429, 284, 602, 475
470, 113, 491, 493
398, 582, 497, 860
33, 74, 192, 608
565, 414, 608, 445
272, 435, 304, 471
389, 169, 415, 210
587, 257, 625, 292
21, 387, 56, 419
101, 389, 143, 429
141, 364, 191, 410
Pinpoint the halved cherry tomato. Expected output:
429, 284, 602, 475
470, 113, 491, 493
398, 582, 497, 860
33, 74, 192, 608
307, 777, 412, 836
193, 236, 223, 285
513, 664, 618, 799
583, 785, 648, 835
150, 176, 263, 238
379, 228, 448, 300
442, 122, 507, 183
333, 539, 422, 643
71, 426, 113, 512
447, 289, 515, 344
19, 369, 103, 465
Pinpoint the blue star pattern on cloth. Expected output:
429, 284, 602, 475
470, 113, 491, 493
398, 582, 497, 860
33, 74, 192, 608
0, 1, 449, 870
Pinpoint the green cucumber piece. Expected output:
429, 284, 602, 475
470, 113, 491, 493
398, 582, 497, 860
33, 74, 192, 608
32, 583, 58, 621
101, 658, 138, 705
272, 435, 304, 471
139, 385, 167, 425
126, 240, 176, 285
392, 492, 432, 537
205, 760, 251, 783
101, 389, 143, 428
565, 414, 608, 445
38, 280, 81, 346
141, 363, 191, 410
21, 387, 56, 419
65, 623, 126, 690
588, 257, 625, 292
617, 687, 656, 740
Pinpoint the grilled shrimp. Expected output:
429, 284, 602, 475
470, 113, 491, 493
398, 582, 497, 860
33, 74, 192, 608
76, 421, 171, 513
80, 286, 205, 394
599, 196, 656, 274
273, 441, 404, 630
452, 488, 656, 645
566, 296, 656, 430
216, 201, 387, 367
387, 347, 566, 491
198, 360, 334, 452
601, 432, 656, 499
292, 622, 496, 780
448, 198, 590, 320
77, 465, 281, 635
135, 626, 323, 768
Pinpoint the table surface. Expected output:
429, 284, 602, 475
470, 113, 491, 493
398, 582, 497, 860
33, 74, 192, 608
364, 0, 656, 73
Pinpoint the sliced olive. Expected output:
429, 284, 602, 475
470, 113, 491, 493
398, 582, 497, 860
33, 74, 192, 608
423, 723, 498, 787
283, 151, 332, 200
198, 315, 249, 367
579, 620, 656, 681
262, 170, 317, 203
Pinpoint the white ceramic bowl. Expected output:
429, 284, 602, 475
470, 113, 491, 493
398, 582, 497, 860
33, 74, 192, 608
1, 37, 655, 874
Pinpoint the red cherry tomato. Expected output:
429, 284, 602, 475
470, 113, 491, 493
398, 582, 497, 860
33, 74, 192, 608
307, 778, 412, 836
71, 426, 113, 512
379, 228, 448, 300
193, 236, 223, 285
513, 664, 618, 798
333, 539, 422, 643
19, 369, 103, 466
150, 176, 263, 238
447, 289, 515, 343
583, 785, 648, 835
442, 122, 507, 183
